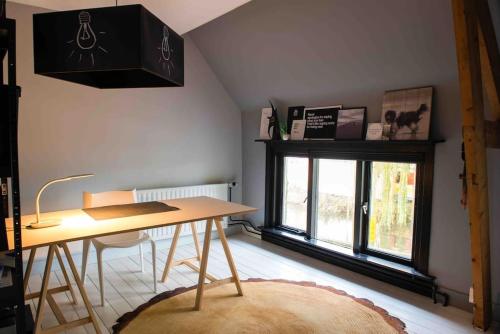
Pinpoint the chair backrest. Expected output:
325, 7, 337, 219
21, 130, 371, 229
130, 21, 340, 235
83, 190, 137, 209
82, 190, 144, 243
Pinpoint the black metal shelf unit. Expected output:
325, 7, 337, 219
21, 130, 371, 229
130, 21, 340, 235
1, 2, 30, 332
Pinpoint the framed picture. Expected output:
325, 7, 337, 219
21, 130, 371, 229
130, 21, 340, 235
290, 120, 306, 140
259, 107, 276, 140
287, 106, 305, 134
303, 105, 342, 140
366, 123, 383, 140
335, 107, 367, 140
381, 86, 433, 140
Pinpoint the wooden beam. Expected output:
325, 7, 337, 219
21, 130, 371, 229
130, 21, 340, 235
452, 0, 492, 330
477, 0, 500, 120
479, 30, 500, 122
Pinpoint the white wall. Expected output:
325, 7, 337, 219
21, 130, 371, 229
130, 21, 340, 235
6, 2, 243, 215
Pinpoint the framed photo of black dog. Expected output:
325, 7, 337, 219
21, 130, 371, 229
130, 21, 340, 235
382, 86, 433, 140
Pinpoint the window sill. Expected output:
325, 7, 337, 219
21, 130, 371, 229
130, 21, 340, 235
262, 227, 437, 298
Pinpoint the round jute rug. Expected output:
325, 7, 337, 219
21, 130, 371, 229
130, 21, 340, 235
113, 279, 406, 334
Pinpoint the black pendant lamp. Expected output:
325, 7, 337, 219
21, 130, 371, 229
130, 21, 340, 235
33, 5, 184, 89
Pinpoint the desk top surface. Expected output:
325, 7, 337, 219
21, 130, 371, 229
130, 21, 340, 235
7, 196, 257, 250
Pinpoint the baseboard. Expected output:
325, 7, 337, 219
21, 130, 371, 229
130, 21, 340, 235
438, 286, 500, 323
439, 287, 472, 312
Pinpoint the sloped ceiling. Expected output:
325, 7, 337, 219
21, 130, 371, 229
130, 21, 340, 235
189, 0, 461, 113
7, 0, 252, 34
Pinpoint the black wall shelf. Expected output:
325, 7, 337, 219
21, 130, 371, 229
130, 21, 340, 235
255, 138, 444, 146
254, 139, 445, 161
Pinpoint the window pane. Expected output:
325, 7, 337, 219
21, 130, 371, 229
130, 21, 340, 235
368, 162, 416, 258
282, 157, 308, 231
315, 159, 357, 247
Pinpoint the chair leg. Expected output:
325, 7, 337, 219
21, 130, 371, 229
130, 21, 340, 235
190, 222, 202, 261
151, 240, 157, 293
81, 239, 91, 283
96, 247, 105, 306
161, 224, 182, 283
139, 243, 144, 273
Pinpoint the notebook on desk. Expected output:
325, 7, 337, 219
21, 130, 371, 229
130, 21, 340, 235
83, 201, 179, 221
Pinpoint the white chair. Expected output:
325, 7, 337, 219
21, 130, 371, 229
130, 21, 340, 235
80, 190, 157, 306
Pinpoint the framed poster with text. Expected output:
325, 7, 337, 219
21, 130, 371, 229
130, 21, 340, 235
304, 105, 341, 140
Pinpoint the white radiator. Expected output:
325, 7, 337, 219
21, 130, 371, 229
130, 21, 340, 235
136, 183, 229, 240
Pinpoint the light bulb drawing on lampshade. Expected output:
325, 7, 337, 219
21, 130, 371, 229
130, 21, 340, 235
161, 26, 171, 61
66, 11, 108, 67
76, 11, 97, 50
158, 25, 174, 75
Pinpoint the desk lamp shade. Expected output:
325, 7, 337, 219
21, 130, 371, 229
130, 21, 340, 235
33, 5, 184, 89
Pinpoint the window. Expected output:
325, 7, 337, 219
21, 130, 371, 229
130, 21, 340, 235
276, 154, 426, 267
367, 162, 416, 259
315, 159, 357, 247
282, 156, 308, 231
262, 140, 436, 295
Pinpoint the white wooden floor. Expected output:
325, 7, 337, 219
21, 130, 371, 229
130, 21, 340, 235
25, 233, 495, 334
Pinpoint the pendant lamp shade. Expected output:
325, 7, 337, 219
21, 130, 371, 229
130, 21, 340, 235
33, 5, 184, 89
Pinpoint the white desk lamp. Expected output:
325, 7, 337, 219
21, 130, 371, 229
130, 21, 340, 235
28, 174, 94, 229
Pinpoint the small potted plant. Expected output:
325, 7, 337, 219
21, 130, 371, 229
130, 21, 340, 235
280, 123, 289, 140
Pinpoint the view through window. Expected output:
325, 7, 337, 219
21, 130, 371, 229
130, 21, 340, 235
282, 156, 308, 231
367, 162, 416, 258
315, 159, 357, 247
281, 157, 418, 260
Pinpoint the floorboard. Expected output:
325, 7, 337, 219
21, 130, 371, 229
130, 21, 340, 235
24, 233, 496, 333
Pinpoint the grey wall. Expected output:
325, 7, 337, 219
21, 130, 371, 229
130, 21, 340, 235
7, 2, 243, 214
189, 0, 500, 316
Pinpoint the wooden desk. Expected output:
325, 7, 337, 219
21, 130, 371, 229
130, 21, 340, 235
7, 196, 257, 334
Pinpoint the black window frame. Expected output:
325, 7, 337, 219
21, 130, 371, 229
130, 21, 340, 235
261, 139, 437, 275
359, 160, 421, 266
278, 153, 309, 235
279, 154, 421, 266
